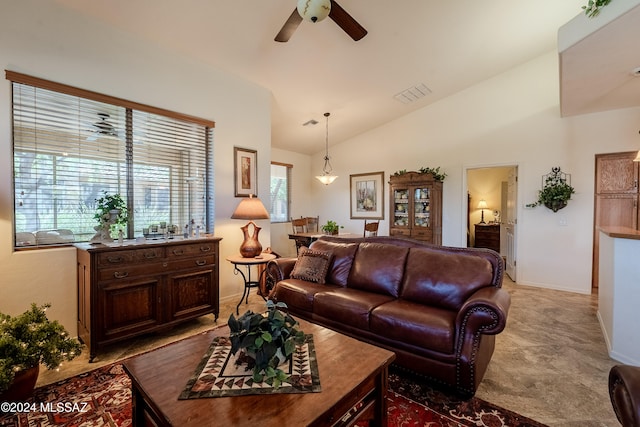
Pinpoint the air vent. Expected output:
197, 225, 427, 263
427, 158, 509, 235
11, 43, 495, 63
393, 83, 432, 104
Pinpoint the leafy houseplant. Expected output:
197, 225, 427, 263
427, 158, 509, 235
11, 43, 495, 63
91, 191, 128, 242
418, 166, 447, 181
228, 301, 305, 388
527, 170, 576, 212
0, 304, 82, 396
321, 220, 343, 235
94, 191, 128, 228
582, 0, 612, 18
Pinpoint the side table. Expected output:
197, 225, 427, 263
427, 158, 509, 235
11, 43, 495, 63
226, 253, 277, 314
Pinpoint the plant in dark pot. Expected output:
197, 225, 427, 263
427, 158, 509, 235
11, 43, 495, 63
0, 304, 82, 401
527, 167, 575, 212
228, 301, 305, 388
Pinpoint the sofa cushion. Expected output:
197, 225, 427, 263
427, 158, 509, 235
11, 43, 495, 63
370, 299, 456, 354
290, 247, 333, 283
309, 239, 358, 287
314, 288, 395, 331
401, 248, 494, 310
272, 278, 339, 312
348, 243, 409, 297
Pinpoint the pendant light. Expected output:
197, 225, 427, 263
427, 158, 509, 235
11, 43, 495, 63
315, 112, 338, 185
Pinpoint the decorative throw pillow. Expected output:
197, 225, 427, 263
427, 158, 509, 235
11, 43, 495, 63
290, 247, 333, 284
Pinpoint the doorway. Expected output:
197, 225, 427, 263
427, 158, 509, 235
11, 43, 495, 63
466, 165, 518, 281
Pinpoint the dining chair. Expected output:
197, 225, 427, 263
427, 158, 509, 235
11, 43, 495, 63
291, 217, 308, 234
306, 216, 320, 233
363, 220, 379, 237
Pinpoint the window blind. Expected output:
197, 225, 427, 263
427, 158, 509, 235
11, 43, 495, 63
9, 73, 214, 248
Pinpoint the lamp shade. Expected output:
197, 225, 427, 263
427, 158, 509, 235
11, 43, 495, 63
297, 0, 331, 23
477, 199, 488, 209
231, 195, 269, 220
315, 174, 338, 185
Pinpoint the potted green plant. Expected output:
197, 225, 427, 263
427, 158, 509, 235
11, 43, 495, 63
91, 191, 128, 243
228, 301, 305, 388
527, 171, 576, 212
0, 304, 83, 401
321, 220, 343, 235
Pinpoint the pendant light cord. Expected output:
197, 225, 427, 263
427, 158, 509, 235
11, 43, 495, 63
322, 112, 332, 174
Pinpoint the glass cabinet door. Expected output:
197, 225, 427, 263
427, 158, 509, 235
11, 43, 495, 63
393, 188, 410, 227
413, 187, 431, 228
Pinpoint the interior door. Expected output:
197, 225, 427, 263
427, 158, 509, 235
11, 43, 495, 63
505, 167, 518, 281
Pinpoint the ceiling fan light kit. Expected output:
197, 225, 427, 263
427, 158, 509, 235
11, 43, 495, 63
297, 0, 331, 23
275, 0, 367, 43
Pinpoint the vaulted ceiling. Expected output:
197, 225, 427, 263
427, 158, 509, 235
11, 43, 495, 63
54, 0, 634, 155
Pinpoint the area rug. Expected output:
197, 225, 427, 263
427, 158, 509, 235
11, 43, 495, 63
0, 362, 547, 427
179, 334, 321, 398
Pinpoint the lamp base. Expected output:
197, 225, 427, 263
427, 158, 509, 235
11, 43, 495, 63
479, 210, 486, 224
239, 221, 263, 258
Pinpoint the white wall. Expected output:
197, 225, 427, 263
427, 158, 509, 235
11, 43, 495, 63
270, 148, 313, 258
304, 50, 640, 295
0, 1, 272, 331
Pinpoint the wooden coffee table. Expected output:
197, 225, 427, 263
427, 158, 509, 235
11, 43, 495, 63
123, 318, 395, 426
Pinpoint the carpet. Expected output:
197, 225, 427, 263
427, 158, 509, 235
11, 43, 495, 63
0, 362, 548, 427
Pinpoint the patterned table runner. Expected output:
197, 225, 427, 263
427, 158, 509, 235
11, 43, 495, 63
179, 334, 321, 399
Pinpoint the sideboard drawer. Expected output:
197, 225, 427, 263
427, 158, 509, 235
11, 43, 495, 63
167, 242, 216, 258
97, 247, 165, 266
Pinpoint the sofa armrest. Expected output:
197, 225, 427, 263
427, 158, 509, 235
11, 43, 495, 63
455, 286, 511, 336
609, 365, 640, 427
266, 257, 298, 295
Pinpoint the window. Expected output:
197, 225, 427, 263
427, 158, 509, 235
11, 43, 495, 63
8, 71, 215, 248
270, 162, 292, 223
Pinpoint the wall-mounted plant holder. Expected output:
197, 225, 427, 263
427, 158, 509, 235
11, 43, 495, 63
526, 167, 575, 212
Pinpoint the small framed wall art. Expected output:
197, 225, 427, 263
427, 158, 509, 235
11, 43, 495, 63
350, 171, 384, 219
234, 147, 257, 197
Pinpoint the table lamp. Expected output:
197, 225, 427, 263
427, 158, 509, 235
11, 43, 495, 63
477, 199, 488, 224
231, 195, 270, 258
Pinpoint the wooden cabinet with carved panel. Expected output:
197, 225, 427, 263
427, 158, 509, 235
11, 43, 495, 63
593, 152, 639, 288
76, 237, 221, 361
389, 171, 443, 245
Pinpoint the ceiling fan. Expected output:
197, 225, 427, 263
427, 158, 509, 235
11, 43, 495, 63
275, 0, 367, 43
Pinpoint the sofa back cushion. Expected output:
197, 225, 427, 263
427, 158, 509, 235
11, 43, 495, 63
309, 239, 358, 287
400, 247, 494, 310
348, 243, 409, 297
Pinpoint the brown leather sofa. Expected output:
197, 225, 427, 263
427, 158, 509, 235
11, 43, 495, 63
609, 364, 640, 426
266, 236, 511, 397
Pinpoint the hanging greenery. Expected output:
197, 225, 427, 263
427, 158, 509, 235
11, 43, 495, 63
582, 0, 612, 18
526, 167, 575, 212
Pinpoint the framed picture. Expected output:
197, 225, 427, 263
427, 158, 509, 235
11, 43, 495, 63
234, 147, 257, 197
350, 172, 384, 219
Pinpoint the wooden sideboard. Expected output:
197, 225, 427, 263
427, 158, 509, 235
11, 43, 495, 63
75, 237, 221, 361
474, 223, 500, 253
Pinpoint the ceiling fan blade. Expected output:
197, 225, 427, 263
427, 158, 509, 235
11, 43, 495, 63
275, 8, 303, 42
329, 0, 367, 41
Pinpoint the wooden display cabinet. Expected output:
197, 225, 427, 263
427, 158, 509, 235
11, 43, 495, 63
75, 237, 221, 361
389, 171, 443, 245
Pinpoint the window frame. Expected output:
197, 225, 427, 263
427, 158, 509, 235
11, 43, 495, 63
7, 71, 215, 249
270, 161, 292, 224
